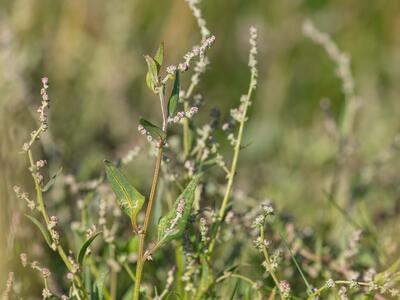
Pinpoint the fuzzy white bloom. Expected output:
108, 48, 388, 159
338, 286, 348, 300
14, 186, 36, 210
41, 268, 51, 279
248, 26, 258, 90
168, 107, 199, 124
42, 288, 52, 299
279, 280, 291, 298
121, 146, 141, 165
185, 0, 210, 39
179, 36, 216, 72
302, 20, 355, 98
326, 279, 336, 288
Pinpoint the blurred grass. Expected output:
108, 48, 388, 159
1, 0, 400, 291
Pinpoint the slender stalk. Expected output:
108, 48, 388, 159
208, 73, 256, 256
27, 149, 88, 299
259, 226, 281, 291
133, 90, 166, 300
110, 245, 117, 300
175, 241, 184, 295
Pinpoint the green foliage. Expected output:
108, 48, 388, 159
77, 232, 102, 266
145, 55, 160, 92
3, 1, 400, 299
168, 70, 180, 117
139, 118, 166, 141
154, 41, 164, 69
157, 175, 200, 244
25, 214, 53, 249
104, 160, 145, 225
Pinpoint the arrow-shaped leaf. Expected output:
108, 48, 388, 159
25, 214, 52, 248
104, 161, 145, 226
168, 70, 180, 117
139, 118, 166, 142
157, 175, 200, 244
77, 232, 102, 265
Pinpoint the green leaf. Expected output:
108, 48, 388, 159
91, 269, 108, 300
279, 232, 313, 295
139, 118, 166, 141
168, 70, 180, 117
199, 257, 213, 294
104, 160, 145, 225
25, 214, 52, 248
42, 167, 63, 192
229, 280, 240, 300
154, 41, 164, 69
157, 175, 200, 243
146, 72, 156, 92
122, 286, 135, 300
77, 232, 102, 266
145, 55, 159, 91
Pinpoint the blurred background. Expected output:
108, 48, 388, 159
1, 0, 399, 296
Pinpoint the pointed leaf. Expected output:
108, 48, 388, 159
104, 161, 145, 225
25, 214, 52, 248
157, 175, 200, 243
145, 55, 159, 90
139, 118, 166, 141
168, 70, 180, 117
154, 42, 164, 69
42, 167, 63, 192
78, 232, 102, 266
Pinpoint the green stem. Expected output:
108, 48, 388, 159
133, 89, 166, 300
259, 225, 281, 292
208, 72, 256, 256
175, 241, 184, 295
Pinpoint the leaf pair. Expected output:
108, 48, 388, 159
104, 160, 145, 230
104, 161, 201, 246
145, 41, 181, 117
145, 42, 164, 92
